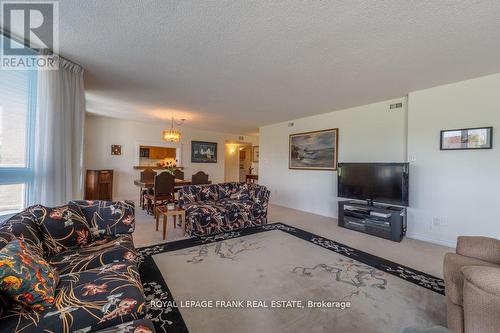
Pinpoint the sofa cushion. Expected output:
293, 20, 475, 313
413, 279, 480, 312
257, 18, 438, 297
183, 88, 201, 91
38, 205, 92, 256
0, 239, 58, 311
0, 205, 45, 257
196, 184, 219, 201
218, 199, 253, 212
219, 199, 267, 220
70, 200, 135, 238
218, 182, 250, 201
46, 234, 137, 274
0, 263, 146, 333
93, 318, 156, 333
179, 184, 219, 204
184, 202, 227, 220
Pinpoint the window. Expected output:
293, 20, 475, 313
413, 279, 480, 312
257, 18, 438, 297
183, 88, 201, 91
0, 35, 37, 217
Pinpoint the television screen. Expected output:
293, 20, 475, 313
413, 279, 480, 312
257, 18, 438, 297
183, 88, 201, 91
337, 163, 409, 206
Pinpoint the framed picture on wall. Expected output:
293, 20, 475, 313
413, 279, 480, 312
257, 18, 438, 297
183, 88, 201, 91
289, 128, 339, 170
111, 145, 122, 155
191, 141, 218, 163
440, 127, 493, 150
252, 146, 259, 162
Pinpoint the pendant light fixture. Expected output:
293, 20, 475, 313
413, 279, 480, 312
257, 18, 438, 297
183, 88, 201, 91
162, 116, 185, 142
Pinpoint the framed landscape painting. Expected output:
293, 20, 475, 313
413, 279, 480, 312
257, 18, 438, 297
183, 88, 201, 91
191, 141, 218, 163
440, 127, 493, 150
289, 128, 338, 170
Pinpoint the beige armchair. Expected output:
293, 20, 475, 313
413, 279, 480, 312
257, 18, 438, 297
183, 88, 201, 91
443, 236, 500, 333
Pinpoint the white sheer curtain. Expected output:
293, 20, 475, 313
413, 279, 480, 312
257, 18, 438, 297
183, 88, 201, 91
31, 58, 85, 206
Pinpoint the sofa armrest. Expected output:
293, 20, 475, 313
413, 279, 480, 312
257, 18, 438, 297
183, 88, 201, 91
462, 266, 500, 333
251, 185, 270, 206
462, 266, 500, 297
443, 253, 499, 306
178, 186, 198, 209
457, 236, 500, 264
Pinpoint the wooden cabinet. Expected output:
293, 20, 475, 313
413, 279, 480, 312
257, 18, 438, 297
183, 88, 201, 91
148, 147, 176, 159
85, 170, 113, 201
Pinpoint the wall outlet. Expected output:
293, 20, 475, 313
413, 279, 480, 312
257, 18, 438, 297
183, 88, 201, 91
432, 217, 448, 228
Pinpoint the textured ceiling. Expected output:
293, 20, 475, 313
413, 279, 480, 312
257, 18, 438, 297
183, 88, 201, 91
57, 0, 500, 135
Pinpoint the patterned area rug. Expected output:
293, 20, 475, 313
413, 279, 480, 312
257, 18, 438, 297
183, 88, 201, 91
137, 223, 446, 333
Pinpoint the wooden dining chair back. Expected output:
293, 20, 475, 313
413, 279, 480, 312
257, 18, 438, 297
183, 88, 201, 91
140, 168, 157, 182
144, 172, 175, 217
139, 168, 157, 209
191, 171, 209, 185
173, 169, 184, 180
154, 172, 175, 197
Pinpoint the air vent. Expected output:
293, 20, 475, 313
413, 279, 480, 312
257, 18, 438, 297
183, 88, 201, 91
389, 102, 403, 110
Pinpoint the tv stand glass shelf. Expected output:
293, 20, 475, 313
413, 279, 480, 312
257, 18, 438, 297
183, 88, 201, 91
338, 200, 407, 242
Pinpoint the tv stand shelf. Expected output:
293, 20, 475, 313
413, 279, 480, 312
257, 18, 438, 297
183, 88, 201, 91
338, 200, 406, 242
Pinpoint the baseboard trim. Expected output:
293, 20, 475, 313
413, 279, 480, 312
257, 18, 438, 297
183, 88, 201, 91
406, 232, 456, 248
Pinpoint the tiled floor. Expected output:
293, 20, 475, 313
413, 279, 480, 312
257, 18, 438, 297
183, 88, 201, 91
133, 203, 452, 278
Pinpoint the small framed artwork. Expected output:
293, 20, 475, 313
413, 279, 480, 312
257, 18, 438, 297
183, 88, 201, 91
111, 145, 122, 155
192, 141, 217, 163
289, 128, 339, 170
440, 127, 493, 150
252, 146, 259, 162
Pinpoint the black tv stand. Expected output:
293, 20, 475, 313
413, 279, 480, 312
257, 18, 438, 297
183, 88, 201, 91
338, 200, 406, 242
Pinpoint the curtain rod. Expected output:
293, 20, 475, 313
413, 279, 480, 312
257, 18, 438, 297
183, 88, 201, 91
0, 28, 84, 69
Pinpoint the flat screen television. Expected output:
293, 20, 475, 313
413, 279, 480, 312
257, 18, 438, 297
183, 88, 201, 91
337, 162, 409, 206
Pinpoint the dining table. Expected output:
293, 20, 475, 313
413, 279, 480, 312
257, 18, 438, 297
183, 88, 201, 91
134, 179, 192, 189
134, 179, 193, 208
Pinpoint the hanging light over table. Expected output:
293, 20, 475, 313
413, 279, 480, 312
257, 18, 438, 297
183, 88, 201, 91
162, 116, 184, 142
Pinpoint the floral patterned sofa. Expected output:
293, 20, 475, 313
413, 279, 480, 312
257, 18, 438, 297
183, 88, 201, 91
0, 200, 155, 333
178, 182, 270, 236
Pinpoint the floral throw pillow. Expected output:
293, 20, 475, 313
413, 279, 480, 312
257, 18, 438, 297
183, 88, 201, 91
38, 205, 92, 255
0, 239, 58, 311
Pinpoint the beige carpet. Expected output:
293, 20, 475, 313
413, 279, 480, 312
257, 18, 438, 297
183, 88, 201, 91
133, 203, 452, 278
152, 230, 446, 333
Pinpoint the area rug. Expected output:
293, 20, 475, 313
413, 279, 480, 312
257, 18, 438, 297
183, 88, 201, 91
137, 223, 446, 333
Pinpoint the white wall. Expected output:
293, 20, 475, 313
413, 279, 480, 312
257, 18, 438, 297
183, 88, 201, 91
260, 73, 500, 247
259, 98, 407, 218
407, 73, 500, 246
84, 115, 257, 201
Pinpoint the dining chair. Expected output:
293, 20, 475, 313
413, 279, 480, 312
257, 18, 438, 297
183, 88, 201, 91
144, 172, 175, 217
139, 168, 157, 209
173, 169, 184, 180
191, 171, 209, 185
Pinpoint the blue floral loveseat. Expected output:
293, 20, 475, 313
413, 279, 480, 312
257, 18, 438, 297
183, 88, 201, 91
0, 200, 155, 333
178, 182, 270, 236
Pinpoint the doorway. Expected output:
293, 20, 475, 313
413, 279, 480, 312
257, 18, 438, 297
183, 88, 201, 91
224, 142, 254, 183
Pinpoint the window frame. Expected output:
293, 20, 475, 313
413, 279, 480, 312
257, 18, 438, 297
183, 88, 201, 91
0, 35, 37, 218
